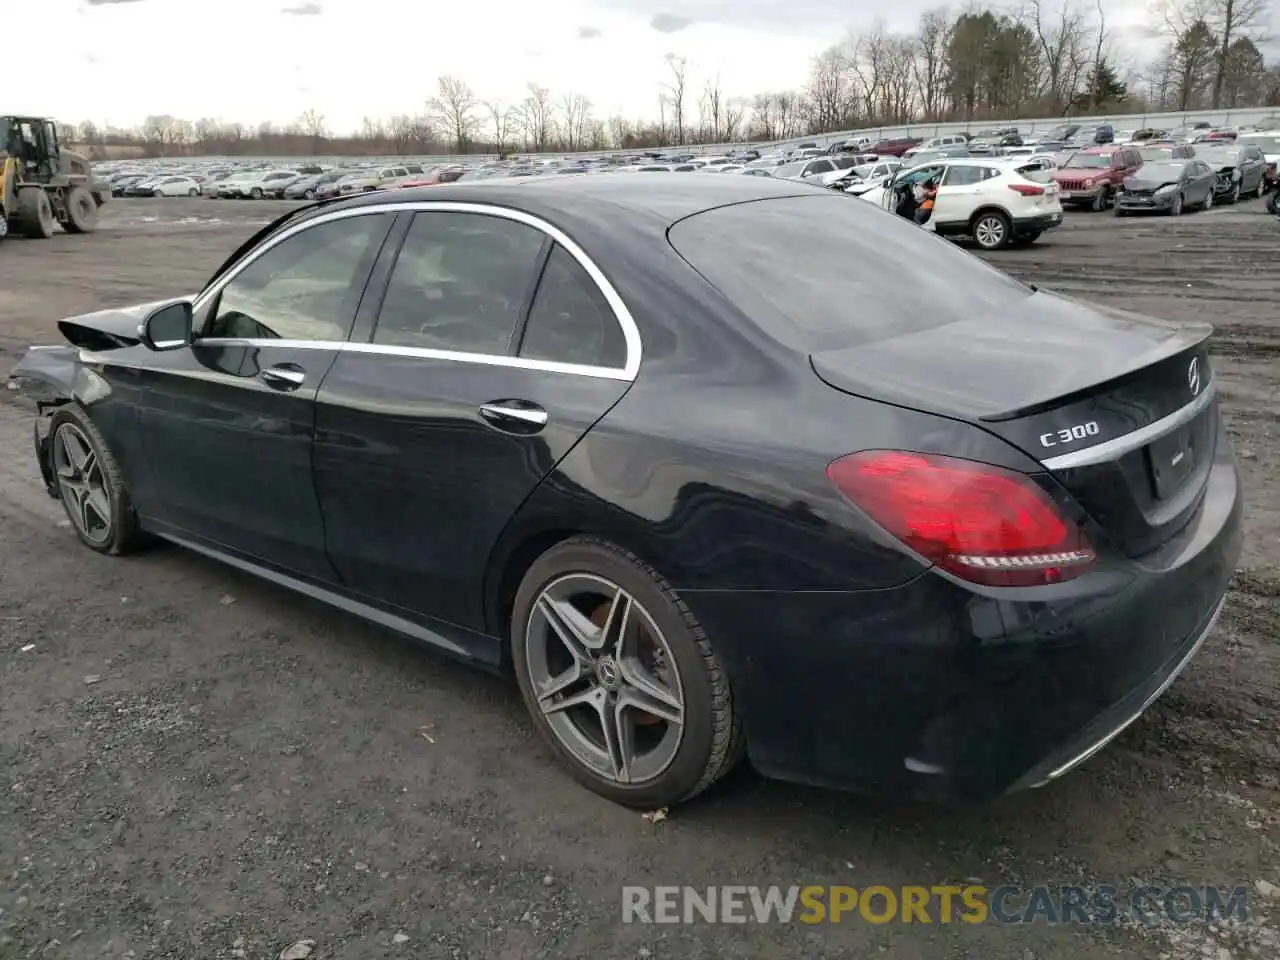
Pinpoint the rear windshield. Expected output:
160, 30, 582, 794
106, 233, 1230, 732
667, 194, 1032, 351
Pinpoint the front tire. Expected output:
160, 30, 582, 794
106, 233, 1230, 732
1228, 183, 1240, 203
511, 536, 743, 808
1169, 193, 1184, 216
63, 186, 99, 233
250, 187, 263, 199
1202, 189, 1214, 211
48, 405, 144, 555
1091, 188, 1109, 212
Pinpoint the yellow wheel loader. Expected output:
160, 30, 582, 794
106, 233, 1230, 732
0, 115, 111, 243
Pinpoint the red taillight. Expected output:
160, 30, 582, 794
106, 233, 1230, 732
825, 451, 1096, 587
1008, 183, 1045, 196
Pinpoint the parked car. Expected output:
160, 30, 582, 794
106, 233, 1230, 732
1114, 159, 1218, 216
903, 135, 968, 159
1138, 143, 1196, 161
879, 158, 1063, 249
284, 171, 347, 200
1195, 143, 1269, 202
868, 137, 923, 157
832, 159, 904, 195
10, 175, 1241, 809
1236, 132, 1280, 187
145, 175, 204, 198
1049, 146, 1144, 210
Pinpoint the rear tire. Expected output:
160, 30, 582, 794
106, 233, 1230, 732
511, 536, 744, 808
971, 210, 1011, 250
188, 188, 198, 196
1268, 191, 1279, 215
47, 404, 145, 556
17, 188, 55, 239
63, 186, 99, 233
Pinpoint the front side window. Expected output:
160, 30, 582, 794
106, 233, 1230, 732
518, 245, 627, 369
372, 212, 547, 354
205, 214, 391, 341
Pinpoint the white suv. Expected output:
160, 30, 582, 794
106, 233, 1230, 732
871, 158, 1064, 250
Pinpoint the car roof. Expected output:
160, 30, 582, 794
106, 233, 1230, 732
307, 174, 823, 237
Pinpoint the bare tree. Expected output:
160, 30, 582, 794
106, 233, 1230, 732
485, 100, 512, 152
430, 75, 478, 153
522, 83, 554, 151
663, 54, 689, 145
559, 93, 591, 150
1204, 0, 1269, 107
607, 113, 632, 148
912, 9, 952, 119
702, 74, 725, 141
1027, 0, 1091, 114
723, 97, 746, 141
804, 45, 854, 132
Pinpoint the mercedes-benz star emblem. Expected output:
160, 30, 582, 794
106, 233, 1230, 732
1188, 357, 1201, 396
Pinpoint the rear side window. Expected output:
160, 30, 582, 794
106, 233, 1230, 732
667, 195, 1032, 352
519, 246, 627, 369
942, 166, 983, 186
373, 212, 546, 355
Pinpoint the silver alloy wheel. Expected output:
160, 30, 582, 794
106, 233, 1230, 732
974, 215, 1005, 249
0, 215, 7, 238
1205, 190, 1213, 209
1171, 193, 1183, 216
52, 422, 112, 545
525, 573, 684, 784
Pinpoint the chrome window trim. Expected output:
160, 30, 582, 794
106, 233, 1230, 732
191, 200, 642, 381
1040, 379, 1216, 471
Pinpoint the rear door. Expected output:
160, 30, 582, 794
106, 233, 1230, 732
313, 205, 636, 634
933, 164, 985, 224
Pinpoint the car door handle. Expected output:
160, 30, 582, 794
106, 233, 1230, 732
260, 365, 306, 389
479, 401, 548, 432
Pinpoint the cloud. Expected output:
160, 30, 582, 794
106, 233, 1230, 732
577, 25, 603, 38
649, 12, 693, 32
281, 2, 322, 13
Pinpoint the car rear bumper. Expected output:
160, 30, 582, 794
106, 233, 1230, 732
1012, 211, 1063, 232
686, 431, 1242, 803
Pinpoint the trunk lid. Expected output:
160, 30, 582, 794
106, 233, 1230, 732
810, 292, 1217, 557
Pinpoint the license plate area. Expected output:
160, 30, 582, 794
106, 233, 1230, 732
1146, 427, 1197, 500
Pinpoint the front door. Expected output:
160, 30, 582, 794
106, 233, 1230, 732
314, 207, 635, 638
136, 210, 396, 580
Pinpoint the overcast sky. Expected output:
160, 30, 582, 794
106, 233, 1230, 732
15, 0, 1239, 135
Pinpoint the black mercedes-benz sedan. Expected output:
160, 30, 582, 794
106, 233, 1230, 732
10, 176, 1242, 809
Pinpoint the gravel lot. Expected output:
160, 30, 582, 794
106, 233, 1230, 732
0, 198, 1277, 960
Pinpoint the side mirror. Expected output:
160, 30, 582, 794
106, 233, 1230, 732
139, 302, 193, 351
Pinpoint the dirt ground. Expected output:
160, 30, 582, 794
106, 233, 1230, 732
0, 197, 1277, 960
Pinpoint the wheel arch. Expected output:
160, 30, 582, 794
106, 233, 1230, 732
967, 203, 1014, 230
484, 520, 680, 667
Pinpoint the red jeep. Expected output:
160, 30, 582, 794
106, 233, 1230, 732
869, 137, 923, 157
1049, 145, 1144, 211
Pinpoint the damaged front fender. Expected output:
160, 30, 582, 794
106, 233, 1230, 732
8, 345, 100, 500
9, 345, 80, 406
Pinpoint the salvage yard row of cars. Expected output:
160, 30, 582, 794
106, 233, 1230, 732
94, 120, 1280, 251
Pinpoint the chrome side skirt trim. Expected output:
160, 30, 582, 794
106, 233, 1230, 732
1041, 381, 1216, 471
